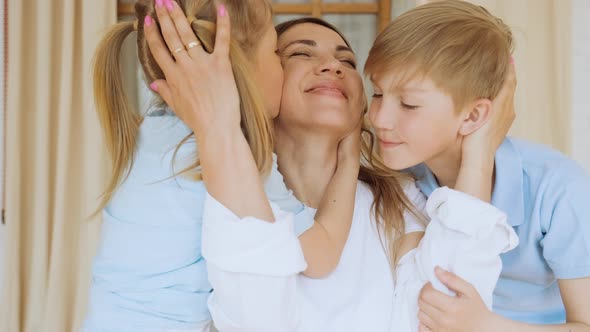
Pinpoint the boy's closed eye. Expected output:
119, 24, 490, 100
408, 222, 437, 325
401, 101, 419, 110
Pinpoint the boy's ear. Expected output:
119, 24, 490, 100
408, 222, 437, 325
458, 98, 492, 136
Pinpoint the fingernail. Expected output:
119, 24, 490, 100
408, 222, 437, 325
155, 0, 163, 8
509, 56, 515, 64
165, 0, 174, 11
150, 82, 158, 92
218, 4, 226, 17
144, 15, 153, 27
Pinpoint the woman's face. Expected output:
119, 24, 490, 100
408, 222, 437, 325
276, 23, 365, 138
252, 20, 284, 119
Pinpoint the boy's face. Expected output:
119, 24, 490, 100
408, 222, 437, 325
369, 71, 466, 170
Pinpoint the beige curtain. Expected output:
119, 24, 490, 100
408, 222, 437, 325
1, 0, 116, 331
569, 0, 589, 171
415, 0, 573, 154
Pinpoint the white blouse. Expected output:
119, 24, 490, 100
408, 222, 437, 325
202, 181, 518, 332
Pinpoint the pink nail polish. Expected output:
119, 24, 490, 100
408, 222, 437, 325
155, 0, 163, 8
218, 4, 226, 17
150, 82, 158, 92
165, 0, 174, 11
144, 15, 153, 27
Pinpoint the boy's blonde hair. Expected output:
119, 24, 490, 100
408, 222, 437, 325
93, 0, 274, 211
365, 0, 513, 111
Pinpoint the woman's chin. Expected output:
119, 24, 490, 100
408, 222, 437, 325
307, 117, 356, 133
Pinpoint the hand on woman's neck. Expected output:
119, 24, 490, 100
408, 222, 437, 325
274, 127, 340, 208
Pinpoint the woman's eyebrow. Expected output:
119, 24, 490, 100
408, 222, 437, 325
336, 45, 354, 54
280, 39, 354, 56
281, 39, 316, 51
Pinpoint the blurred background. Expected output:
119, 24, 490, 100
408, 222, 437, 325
0, 0, 588, 331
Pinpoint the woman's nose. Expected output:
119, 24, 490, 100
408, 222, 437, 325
315, 57, 344, 77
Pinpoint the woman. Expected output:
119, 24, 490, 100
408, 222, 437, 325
144, 3, 517, 332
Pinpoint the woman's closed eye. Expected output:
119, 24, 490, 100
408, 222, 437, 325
340, 58, 357, 69
289, 51, 312, 58
287, 51, 356, 69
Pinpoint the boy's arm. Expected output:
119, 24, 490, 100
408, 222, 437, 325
491, 277, 590, 332
418, 272, 590, 332
299, 125, 361, 278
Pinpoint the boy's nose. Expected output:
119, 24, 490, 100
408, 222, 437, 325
370, 101, 396, 131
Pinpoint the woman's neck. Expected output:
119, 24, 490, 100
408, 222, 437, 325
274, 127, 339, 209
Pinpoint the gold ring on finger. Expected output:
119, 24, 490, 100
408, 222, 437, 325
187, 41, 200, 49
172, 46, 186, 54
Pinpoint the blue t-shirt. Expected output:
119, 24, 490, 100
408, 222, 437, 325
410, 137, 590, 324
84, 111, 308, 331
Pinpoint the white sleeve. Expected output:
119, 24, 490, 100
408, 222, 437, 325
393, 187, 519, 332
201, 194, 306, 332
402, 180, 427, 234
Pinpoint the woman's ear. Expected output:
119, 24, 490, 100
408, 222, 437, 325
458, 98, 492, 136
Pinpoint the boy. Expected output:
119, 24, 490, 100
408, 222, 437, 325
365, 1, 590, 330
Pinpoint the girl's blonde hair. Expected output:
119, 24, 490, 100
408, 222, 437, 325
93, 0, 274, 210
365, 0, 514, 111
277, 18, 426, 270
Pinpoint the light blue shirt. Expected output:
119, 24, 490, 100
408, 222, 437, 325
84, 110, 308, 331
409, 137, 590, 324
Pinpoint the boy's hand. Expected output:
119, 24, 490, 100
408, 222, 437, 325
418, 267, 496, 332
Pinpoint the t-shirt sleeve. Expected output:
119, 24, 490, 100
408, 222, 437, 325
540, 161, 590, 279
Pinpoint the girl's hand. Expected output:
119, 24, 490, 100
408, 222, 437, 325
337, 119, 362, 169
462, 61, 517, 168
455, 62, 516, 201
144, 0, 240, 142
